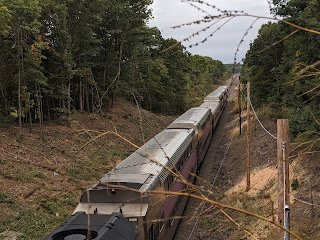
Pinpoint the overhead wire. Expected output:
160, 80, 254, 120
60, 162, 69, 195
287, 193, 320, 207
249, 98, 277, 140
240, 83, 277, 140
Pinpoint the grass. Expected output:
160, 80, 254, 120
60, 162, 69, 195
66, 166, 96, 181
93, 149, 129, 160
17, 167, 48, 183
0, 197, 66, 239
0, 99, 177, 239
0, 193, 16, 204
3, 209, 66, 240
0, 159, 7, 164
0, 191, 81, 239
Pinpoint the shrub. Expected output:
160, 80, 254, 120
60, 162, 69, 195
291, 178, 299, 190
0, 192, 16, 204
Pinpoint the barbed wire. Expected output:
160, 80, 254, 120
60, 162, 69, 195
188, 17, 234, 48
161, 0, 320, 55
233, 18, 259, 66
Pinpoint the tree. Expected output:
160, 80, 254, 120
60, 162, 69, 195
243, 0, 320, 137
4, 0, 42, 130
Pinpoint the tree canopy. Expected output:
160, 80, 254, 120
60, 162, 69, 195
0, 0, 227, 129
242, 0, 320, 139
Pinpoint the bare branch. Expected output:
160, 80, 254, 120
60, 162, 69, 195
102, 183, 303, 240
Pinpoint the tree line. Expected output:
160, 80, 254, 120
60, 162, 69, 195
0, 0, 227, 130
242, 0, 320, 139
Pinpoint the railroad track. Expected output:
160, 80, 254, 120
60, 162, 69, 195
175, 78, 238, 240
45, 75, 239, 240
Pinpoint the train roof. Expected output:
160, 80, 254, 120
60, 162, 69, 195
199, 101, 220, 115
74, 202, 149, 217
44, 212, 136, 240
167, 107, 210, 131
100, 128, 195, 191
204, 86, 228, 101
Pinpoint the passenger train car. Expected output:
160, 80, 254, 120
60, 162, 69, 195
45, 75, 238, 240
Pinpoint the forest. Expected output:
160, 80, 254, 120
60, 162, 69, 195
242, 0, 320, 142
0, 0, 227, 130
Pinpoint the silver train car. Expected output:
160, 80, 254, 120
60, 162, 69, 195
45, 76, 236, 240
167, 107, 212, 166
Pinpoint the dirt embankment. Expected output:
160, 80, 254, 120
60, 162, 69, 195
175, 83, 320, 240
0, 98, 176, 239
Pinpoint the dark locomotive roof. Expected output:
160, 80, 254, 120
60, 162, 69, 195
44, 212, 136, 240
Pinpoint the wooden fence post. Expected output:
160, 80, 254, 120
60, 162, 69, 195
277, 119, 290, 239
238, 76, 242, 135
246, 82, 250, 192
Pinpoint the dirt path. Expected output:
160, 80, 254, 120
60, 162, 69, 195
175, 80, 239, 240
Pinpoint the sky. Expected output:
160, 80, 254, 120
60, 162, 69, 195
148, 0, 276, 63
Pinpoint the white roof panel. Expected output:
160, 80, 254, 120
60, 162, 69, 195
167, 107, 210, 130
199, 101, 220, 115
204, 86, 228, 101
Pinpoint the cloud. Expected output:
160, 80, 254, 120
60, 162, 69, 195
148, 0, 276, 63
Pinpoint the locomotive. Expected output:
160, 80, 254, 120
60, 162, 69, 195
45, 75, 238, 240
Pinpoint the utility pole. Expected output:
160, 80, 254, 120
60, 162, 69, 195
246, 82, 250, 192
277, 119, 290, 239
238, 75, 242, 135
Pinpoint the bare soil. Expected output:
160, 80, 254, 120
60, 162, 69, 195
175, 83, 320, 240
0, 98, 176, 239
1, 90, 319, 240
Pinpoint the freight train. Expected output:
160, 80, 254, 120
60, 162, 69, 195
45, 74, 238, 240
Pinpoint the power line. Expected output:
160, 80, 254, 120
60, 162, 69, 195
287, 193, 320, 207
240, 84, 277, 140
249, 98, 277, 140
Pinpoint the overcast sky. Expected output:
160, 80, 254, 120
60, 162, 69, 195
148, 0, 276, 63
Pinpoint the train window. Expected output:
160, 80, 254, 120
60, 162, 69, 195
176, 196, 181, 205
160, 222, 164, 233
149, 226, 154, 240
187, 148, 191, 157
159, 213, 165, 232
167, 175, 172, 189
154, 223, 160, 239
166, 179, 170, 190
170, 219, 175, 226
176, 158, 183, 171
